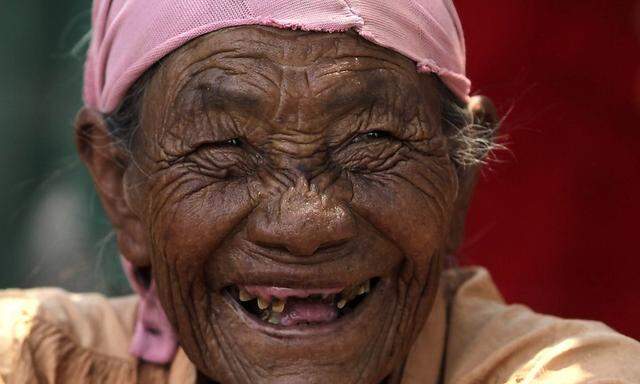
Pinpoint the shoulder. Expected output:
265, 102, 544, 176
443, 267, 640, 384
0, 288, 138, 383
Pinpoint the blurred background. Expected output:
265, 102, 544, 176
0, 1, 638, 339
0, 1, 129, 294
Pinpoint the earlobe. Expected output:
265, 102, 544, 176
74, 107, 151, 267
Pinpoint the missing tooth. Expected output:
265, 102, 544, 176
226, 277, 380, 326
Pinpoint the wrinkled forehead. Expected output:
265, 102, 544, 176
150, 26, 431, 107
144, 26, 441, 131
164, 25, 418, 73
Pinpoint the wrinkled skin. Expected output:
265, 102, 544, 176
76, 26, 496, 384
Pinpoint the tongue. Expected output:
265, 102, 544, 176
280, 299, 338, 326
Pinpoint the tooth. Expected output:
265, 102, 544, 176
260, 310, 270, 321
239, 288, 253, 302
358, 280, 370, 295
337, 299, 347, 309
268, 312, 281, 325
347, 288, 359, 301
341, 286, 357, 301
322, 293, 335, 303
272, 299, 285, 313
258, 297, 270, 310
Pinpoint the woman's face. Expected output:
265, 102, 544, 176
99, 26, 462, 383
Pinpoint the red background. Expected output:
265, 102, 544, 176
455, 1, 640, 340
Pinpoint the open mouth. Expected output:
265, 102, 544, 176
226, 277, 380, 327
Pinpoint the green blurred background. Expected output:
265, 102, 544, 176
0, 1, 129, 294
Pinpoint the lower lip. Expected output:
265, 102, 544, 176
222, 278, 389, 338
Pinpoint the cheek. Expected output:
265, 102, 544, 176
145, 172, 255, 303
350, 157, 457, 279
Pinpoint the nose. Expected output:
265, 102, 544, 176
246, 176, 357, 257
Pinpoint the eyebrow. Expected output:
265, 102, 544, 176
194, 82, 265, 113
319, 72, 407, 115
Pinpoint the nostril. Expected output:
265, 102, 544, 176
275, 230, 355, 257
248, 226, 354, 257
247, 213, 357, 257
253, 240, 290, 254
315, 239, 350, 253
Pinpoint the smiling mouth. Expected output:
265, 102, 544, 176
226, 277, 380, 326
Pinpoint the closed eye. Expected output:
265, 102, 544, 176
350, 130, 394, 144
210, 137, 244, 148
192, 137, 245, 152
168, 137, 245, 166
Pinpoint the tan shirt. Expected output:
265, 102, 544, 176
1, 267, 638, 384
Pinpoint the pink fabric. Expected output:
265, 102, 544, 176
91, 0, 470, 365
121, 258, 178, 364
84, 0, 469, 114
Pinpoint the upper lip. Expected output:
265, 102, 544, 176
212, 258, 381, 292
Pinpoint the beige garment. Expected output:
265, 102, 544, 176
1, 267, 638, 384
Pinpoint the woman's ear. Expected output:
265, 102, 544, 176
446, 96, 499, 255
74, 107, 151, 267
467, 96, 499, 132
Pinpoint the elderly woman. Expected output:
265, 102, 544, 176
1, 1, 639, 383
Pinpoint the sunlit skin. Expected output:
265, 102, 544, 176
75, 26, 496, 384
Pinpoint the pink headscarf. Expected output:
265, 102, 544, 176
84, 0, 470, 114
87, 0, 470, 364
